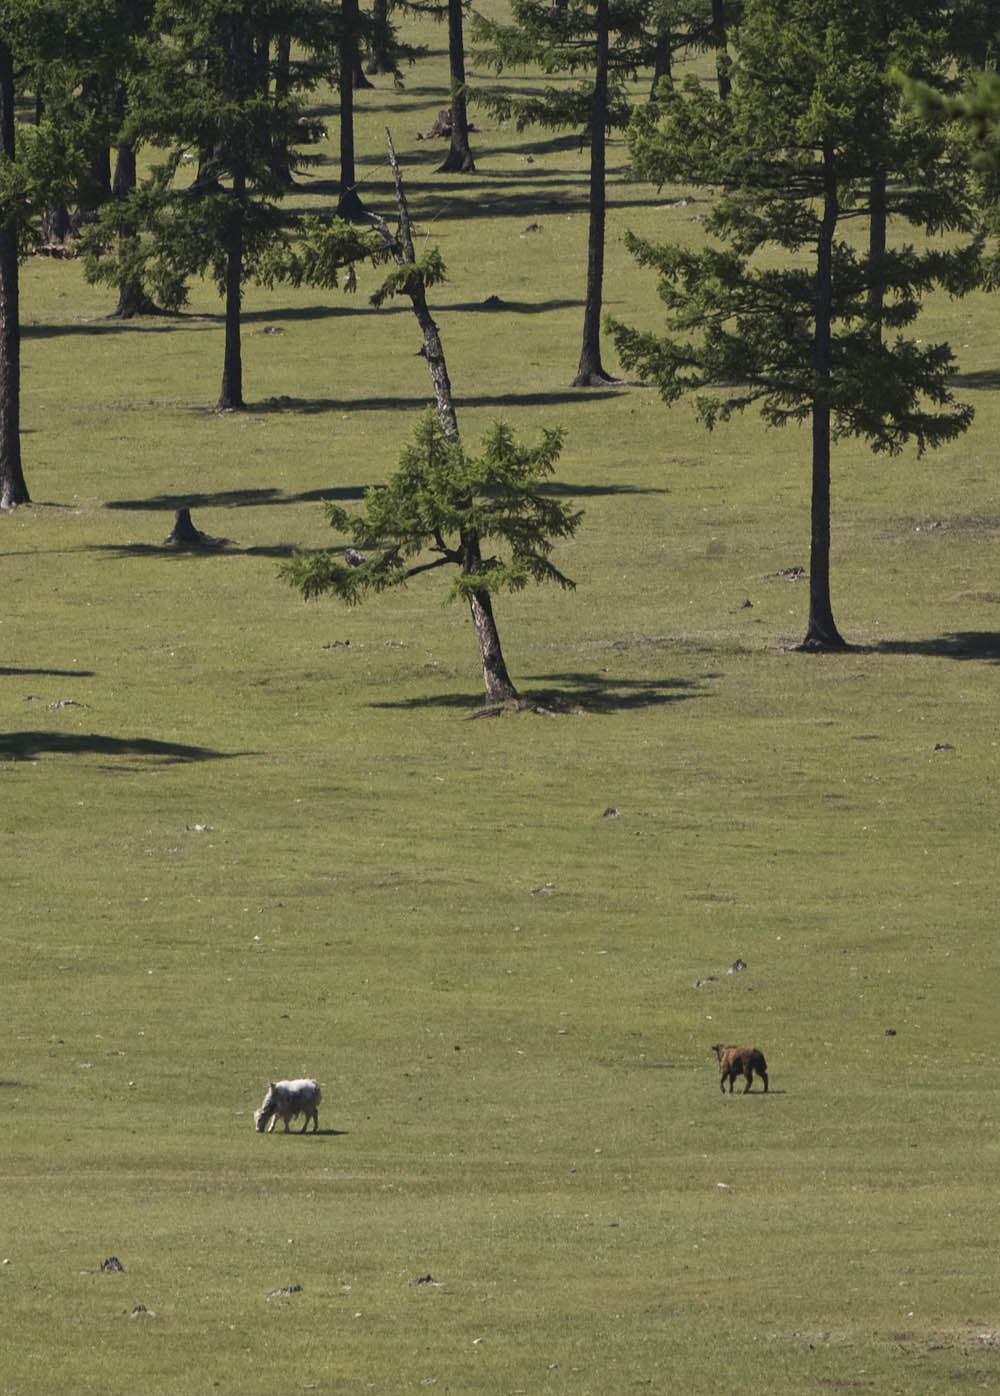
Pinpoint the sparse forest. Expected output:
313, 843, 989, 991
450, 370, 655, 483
2, 0, 997, 654
3, 6, 1000, 1393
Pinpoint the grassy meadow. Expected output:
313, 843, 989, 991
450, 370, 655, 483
3, 24, 1000, 1396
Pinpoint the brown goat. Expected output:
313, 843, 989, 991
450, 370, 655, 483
711, 1043, 768, 1094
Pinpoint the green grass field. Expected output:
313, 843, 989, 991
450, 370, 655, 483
3, 26, 1000, 1396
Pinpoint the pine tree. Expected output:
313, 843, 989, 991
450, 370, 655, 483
611, 0, 979, 649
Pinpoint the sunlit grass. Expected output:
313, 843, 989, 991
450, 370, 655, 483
3, 17, 1000, 1395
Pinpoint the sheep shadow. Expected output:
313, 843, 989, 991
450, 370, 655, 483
283, 1128, 349, 1139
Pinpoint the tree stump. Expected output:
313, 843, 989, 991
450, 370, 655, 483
163, 508, 227, 549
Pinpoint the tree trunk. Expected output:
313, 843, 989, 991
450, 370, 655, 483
164, 507, 206, 546
649, 25, 672, 102
0, 39, 29, 510
572, 0, 618, 387
218, 175, 245, 410
868, 166, 886, 333
867, 6, 889, 338
711, 0, 731, 101
437, 0, 475, 173
111, 136, 160, 318
366, 0, 394, 74
337, 0, 365, 217
468, 586, 518, 702
271, 32, 294, 185
409, 284, 458, 438
801, 141, 846, 651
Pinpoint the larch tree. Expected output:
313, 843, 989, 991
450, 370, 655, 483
646, 1, 736, 100
474, 0, 634, 385
473, 0, 712, 385
422, 0, 476, 172
84, 0, 334, 409
278, 136, 582, 704
610, 0, 979, 650
0, 30, 28, 511
0, 0, 103, 509
901, 2, 1000, 170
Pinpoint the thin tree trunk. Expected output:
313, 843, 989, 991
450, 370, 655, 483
867, 5, 889, 337
801, 141, 845, 651
111, 135, 160, 318
868, 166, 886, 332
649, 26, 672, 102
338, 0, 365, 217
711, 0, 731, 101
468, 583, 518, 702
218, 174, 245, 410
572, 0, 618, 387
366, 0, 394, 74
272, 32, 294, 185
112, 133, 137, 199
0, 39, 29, 510
437, 0, 475, 173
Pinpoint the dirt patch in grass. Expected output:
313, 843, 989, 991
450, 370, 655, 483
891, 1325, 1000, 1352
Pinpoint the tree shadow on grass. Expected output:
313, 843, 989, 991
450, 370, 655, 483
371, 671, 711, 714
0, 731, 245, 763
237, 387, 626, 417
84, 541, 301, 560
541, 480, 669, 497
103, 486, 364, 512
240, 296, 582, 322
1, 666, 96, 678
526, 671, 711, 713
22, 316, 208, 341
948, 369, 1000, 391
871, 632, 1000, 662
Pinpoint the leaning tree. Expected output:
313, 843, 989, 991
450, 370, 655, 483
278, 136, 582, 704
610, 0, 980, 650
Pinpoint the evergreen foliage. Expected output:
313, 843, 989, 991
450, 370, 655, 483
611, 0, 981, 649
1, 0, 120, 508
81, 0, 337, 406
280, 409, 578, 605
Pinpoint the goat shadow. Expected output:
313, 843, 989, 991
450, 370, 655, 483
719, 1088, 786, 1096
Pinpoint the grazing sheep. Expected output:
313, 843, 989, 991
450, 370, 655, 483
711, 1043, 768, 1094
254, 1079, 322, 1133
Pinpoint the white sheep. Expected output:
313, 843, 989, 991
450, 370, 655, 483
253, 1079, 322, 1133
